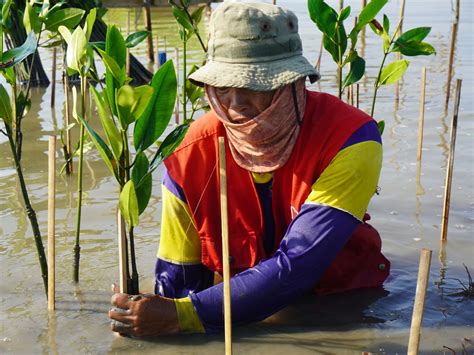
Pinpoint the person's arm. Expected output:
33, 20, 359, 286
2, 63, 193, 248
190, 121, 383, 332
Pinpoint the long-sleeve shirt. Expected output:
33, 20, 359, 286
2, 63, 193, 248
155, 120, 382, 333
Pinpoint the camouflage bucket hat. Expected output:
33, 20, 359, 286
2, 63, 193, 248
189, 2, 320, 91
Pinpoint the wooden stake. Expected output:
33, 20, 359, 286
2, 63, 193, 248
117, 210, 128, 293
272, 0, 276, 5
156, 34, 160, 67
175, 48, 180, 125
218, 137, 232, 355
51, 48, 57, 108
315, 36, 323, 72
417, 67, 426, 163
408, 248, 432, 355
445, 22, 458, 111
395, 0, 406, 105
455, 0, 460, 23
48, 136, 56, 311
339, 0, 344, 11
440, 79, 462, 241
143, 0, 154, 62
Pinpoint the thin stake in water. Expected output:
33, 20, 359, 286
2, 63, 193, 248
143, 0, 154, 62
441, 79, 462, 241
417, 67, 426, 163
48, 136, 56, 311
218, 137, 232, 355
51, 48, 57, 108
445, 22, 458, 111
408, 248, 432, 354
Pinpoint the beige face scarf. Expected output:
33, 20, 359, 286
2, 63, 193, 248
205, 78, 307, 173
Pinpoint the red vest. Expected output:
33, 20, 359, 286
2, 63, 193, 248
165, 91, 390, 294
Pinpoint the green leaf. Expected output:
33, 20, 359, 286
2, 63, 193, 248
105, 25, 126, 116
97, 48, 124, 84
191, 5, 206, 25
133, 60, 177, 151
90, 85, 122, 161
116, 84, 154, 128
357, 0, 388, 31
379, 59, 409, 85
44, 8, 85, 33
1, 32, 38, 69
131, 152, 151, 215
342, 55, 365, 88
336, 21, 347, 58
377, 120, 385, 135
65, 26, 88, 73
76, 113, 119, 181
125, 31, 150, 48
23, 2, 41, 34
382, 14, 389, 34
323, 34, 339, 63
90, 41, 105, 51
339, 6, 351, 22
119, 180, 139, 228
308, 0, 338, 37
185, 65, 204, 104
369, 19, 383, 36
393, 40, 436, 56
396, 27, 431, 43
58, 25, 72, 45
150, 121, 190, 171
1, 0, 13, 25
172, 6, 193, 33
0, 84, 12, 126
84, 8, 96, 41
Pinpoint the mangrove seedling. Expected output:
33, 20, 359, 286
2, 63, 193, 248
83, 25, 189, 294
368, 16, 436, 122
169, 0, 208, 121
308, 0, 388, 99
59, 8, 97, 283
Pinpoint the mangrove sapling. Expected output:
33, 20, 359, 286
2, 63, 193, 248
0, 0, 87, 296
81, 25, 189, 294
368, 17, 436, 122
170, 1, 208, 121
59, 8, 97, 282
308, 0, 388, 98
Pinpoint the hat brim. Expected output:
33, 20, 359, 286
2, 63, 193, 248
188, 55, 320, 91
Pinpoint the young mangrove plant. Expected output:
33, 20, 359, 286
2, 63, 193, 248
169, 0, 208, 121
59, 8, 97, 283
308, 0, 388, 99
0, 0, 87, 296
81, 25, 189, 294
368, 17, 435, 119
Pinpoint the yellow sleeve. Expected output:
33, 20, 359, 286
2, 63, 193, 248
175, 297, 205, 333
306, 141, 382, 220
158, 184, 202, 264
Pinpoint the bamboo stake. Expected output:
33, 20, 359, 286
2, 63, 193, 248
48, 136, 56, 311
272, 0, 276, 5
143, 0, 154, 62
50, 48, 57, 108
417, 67, 426, 163
339, 0, 344, 11
407, 248, 432, 355
175, 48, 180, 125
156, 34, 160, 67
445, 22, 458, 111
455, 0, 460, 23
440, 79, 462, 241
218, 137, 232, 355
315, 36, 323, 72
117, 210, 128, 293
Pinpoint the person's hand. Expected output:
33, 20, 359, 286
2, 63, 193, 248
108, 291, 180, 338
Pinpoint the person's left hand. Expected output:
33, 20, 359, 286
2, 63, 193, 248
108, 292, 180, 338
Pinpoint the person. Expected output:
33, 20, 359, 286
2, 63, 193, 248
108, 2, 390, 337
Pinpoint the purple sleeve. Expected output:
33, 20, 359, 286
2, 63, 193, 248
189, 204, 359, 332
154, 258, 214, 298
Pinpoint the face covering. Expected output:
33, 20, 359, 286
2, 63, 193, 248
205, 78, 306, 173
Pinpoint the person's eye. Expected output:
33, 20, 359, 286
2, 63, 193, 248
216, 87, 230, 95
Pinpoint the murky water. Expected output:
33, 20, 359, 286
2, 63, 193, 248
1, 1, 473, 353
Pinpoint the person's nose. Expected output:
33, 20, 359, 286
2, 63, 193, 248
227, 90, 249, 111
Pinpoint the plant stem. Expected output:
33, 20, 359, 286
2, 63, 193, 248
5, 123, 48, 295
73, 75, 87, 283
370, 51, 389, 117
182, 38, 187, 122
128, 227, 139, 294
180, 1, 207, 52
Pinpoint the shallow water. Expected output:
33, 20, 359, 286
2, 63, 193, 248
1, 0, 473, 354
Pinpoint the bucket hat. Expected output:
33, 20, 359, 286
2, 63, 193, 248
188, 2, 320, 91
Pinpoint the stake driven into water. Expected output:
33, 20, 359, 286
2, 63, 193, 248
51, 48, 57, 108
445, 22, 458, 111
117, 210, 128, 293
408, 248, 432, 354
143, 0, 154, 62
440, 79, 462, 241
218, 137, 232, 355
48, 136, 56, 311
417, 67, 426, 164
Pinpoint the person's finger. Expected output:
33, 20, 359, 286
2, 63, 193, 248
108, 307, 131, 322
111, 293, 131, 309
110, 319, 133, 335
111, 283, 120, 294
